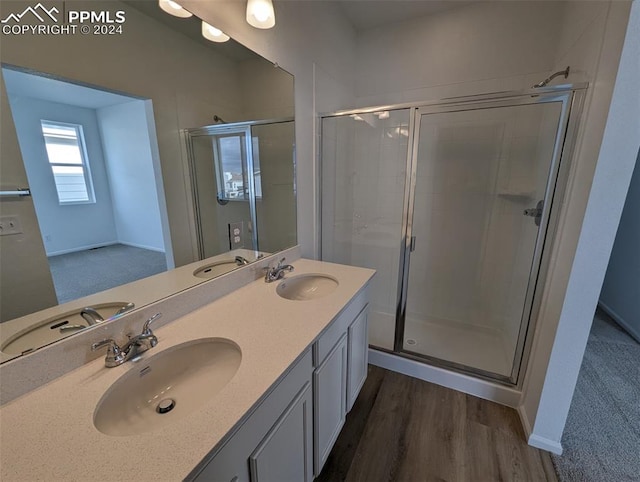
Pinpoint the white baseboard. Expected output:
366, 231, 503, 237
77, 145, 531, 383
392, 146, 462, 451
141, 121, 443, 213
119, 241, 166, 253
368, 348, 522, 407
598, 300, 640, 343
516, 404, 564, 454
527, 433, 563, 455
517, 404, 533, 437
48, 241, 166, 257
47, 241, 117, 257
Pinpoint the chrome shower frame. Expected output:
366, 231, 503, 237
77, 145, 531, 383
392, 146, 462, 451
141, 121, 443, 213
183, 117, 294, 260
319, 84, 587, 386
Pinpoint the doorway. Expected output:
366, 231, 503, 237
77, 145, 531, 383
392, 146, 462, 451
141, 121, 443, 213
2, 65, 172, 307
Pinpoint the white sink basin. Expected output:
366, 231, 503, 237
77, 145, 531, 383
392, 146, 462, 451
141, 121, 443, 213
276, 274, 339, 301
1, 302, 133, 356
94, 338, 242, 437
193, 260, 239, 279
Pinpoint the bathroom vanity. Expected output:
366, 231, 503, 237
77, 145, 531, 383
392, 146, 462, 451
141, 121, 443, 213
0, 254, 374, 481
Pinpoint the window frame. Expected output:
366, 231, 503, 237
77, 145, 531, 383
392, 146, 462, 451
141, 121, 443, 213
40, 120, 96, 205
213, 126, 262, 202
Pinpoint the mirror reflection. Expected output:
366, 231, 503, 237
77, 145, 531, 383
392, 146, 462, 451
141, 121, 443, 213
0, 0, 296, 363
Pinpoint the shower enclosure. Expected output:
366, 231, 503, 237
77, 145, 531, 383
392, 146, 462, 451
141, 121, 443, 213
184, 118, 296, 259
321, 86, 585, 384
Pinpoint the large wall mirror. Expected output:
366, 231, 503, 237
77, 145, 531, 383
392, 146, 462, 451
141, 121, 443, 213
0, 0, 296, 363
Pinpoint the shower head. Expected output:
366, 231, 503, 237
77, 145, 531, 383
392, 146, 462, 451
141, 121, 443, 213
533, 66, 570, 88
213, 115, 227, 123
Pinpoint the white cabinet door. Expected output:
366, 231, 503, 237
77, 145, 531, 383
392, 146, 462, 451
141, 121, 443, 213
249, 382, 313, 482
347, 307, 369, 411
191, 351, 312, 482
313, 334, 347, 476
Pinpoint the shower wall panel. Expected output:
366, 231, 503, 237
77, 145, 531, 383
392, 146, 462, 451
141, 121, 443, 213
322, 110, 410, 349
406, 113, 504, 332
403, 101, 565, 377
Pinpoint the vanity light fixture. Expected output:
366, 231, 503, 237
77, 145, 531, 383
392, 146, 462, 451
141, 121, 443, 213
246, 0, 275, 29
202, 21, 230, 42
158, 0, 192, 18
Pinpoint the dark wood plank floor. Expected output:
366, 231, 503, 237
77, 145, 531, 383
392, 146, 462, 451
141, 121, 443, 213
317, 365, 557, 482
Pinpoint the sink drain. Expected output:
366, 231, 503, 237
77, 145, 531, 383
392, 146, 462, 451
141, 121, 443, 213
156, 398, 176, 414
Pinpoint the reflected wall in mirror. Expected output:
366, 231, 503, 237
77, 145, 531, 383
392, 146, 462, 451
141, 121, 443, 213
0, 0, 296, 363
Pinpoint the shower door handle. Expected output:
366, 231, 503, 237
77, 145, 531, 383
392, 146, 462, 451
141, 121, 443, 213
524, 200, 544, 227
410, 236, 416, 252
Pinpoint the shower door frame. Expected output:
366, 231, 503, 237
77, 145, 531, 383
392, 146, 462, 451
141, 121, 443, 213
183, 117, 294, 260
320, 84, 586, 386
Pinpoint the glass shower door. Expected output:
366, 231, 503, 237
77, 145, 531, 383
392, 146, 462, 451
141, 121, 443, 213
401, 100, 565, 380
188, 129, 256, 259
321, 109, 411, 350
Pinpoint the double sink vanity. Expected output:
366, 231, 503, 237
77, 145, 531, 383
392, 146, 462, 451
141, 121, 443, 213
0, 249, 375, 481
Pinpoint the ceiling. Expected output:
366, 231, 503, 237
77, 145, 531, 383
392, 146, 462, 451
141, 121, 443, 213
125, 1, 473, 55
2, 67, 136, 109
335, 1, 473, 31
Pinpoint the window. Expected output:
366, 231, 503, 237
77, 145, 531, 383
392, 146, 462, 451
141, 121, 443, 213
216, 134, 247, 200
40, 121, 95, 204
214, 129, 262, 201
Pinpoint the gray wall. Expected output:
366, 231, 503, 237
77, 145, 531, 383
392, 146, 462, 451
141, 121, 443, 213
7, 96, 118, 255
600, 149, 640, 341
97, 100, 165, 253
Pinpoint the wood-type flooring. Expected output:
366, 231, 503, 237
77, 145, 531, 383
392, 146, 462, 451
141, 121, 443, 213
317, 365, 557, 482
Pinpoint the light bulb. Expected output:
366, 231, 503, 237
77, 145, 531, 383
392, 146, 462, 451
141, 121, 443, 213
158, 0, 192, 18
202, 21, 230, 42
246, 0, 275, 29
253, 5, 270, 22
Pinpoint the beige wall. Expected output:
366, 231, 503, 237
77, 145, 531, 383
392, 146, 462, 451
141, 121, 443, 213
239, 58, 295, 120
353, 1, 565, 106
0, 74, 58, 321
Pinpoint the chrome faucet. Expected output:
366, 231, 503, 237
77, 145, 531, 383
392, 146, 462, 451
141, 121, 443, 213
81, 307, 104, 325
91, 313, 161, 367
60, 303, 136, 333
264, 257, 294, 283
235, 256, 250, 266
113, 302, 135, 317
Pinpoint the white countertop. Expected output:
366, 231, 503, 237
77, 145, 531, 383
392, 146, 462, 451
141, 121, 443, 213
0, 259, 374, 481
0, 249, 266, 363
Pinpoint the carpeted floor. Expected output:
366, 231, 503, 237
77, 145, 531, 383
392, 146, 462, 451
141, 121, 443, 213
551, 308, 640, 481
48, 244, 167, 304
